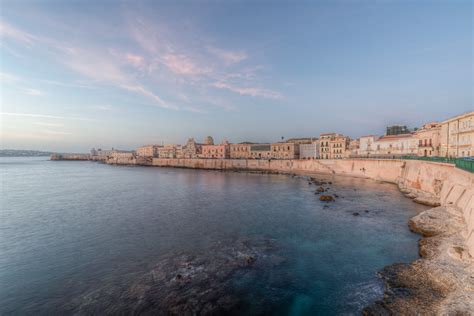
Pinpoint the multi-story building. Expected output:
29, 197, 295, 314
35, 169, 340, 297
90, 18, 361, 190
386, 125, 410, 136
440, 111, 474, 158
319, 134, 332, 159
249, 144, 272, 159
230, 143, 251, 159
415, 123, 441, 157
358, 135, 377, 157
201, 140, 230, 159
299, 140, 320, 159
182, 138, 202, 158
331, 134, 350, 159
373, 134, 418, 157
271, 142, 300, 159
348, 139, 360, 157
157, 144, 178, 158
319, 133, 349, 159
136, 145, 159, 157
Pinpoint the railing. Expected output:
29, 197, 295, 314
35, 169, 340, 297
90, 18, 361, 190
401, 156, 474, 173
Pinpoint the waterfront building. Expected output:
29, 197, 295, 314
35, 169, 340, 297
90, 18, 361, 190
299, 140, 320, 159
440, 111, 474, 158
271, 142, 300, 159
358, 136, 377, 157
182, 138, 202, 158
136, 145, 159, 157
386, 125, 410, 136
331, 134, 350, 159
106, 151, 135, 164
348, 139, 360, 157
230, 143, 252, 159
157, 144, 178, 158
249, 144, 272, 159
202, 140, 230, 159
372, 134, 418, 157
90, 148, 117, 161
414, 123, 441, 157
319, 133, 349, 159
204, 136, 214, 145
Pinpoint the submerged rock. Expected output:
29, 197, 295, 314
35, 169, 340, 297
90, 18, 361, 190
316, 186, 326, 193
65, 238, 284, 315
319, 195, 334, 202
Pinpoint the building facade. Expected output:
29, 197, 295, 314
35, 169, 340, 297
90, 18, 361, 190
440, 111, 474, 158
348, 139, 360, 157
249, 144, 272, 159
373, 134, 418, 157
271, 142, 300, 159
182, 138, 202, 158
319, 133, 349, 159
136, 145, 159, 157
415, 123, 441, 157
230, 143, 251, 159
201, 141, 230, 159
299, 141, 320, 159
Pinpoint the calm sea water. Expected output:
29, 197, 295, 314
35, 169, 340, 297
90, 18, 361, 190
0, 157, 426, 315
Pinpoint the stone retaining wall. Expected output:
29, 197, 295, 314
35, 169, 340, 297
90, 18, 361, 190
150, 158, 474, 257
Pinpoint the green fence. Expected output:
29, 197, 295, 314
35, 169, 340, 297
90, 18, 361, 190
401, 156, 474, 173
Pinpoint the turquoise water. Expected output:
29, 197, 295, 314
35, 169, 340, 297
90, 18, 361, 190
0, 157, 426, 315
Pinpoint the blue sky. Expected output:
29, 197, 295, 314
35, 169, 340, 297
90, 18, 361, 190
1, 0, 472, 152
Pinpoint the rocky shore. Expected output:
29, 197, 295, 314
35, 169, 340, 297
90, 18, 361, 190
364, 184, 474, 315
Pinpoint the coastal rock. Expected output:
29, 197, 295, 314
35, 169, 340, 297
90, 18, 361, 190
365, 205, 474, 315
65, 238, 284, 315
413, 196, 441, 207
319, 195, 334, 202
316, 186, 326, 193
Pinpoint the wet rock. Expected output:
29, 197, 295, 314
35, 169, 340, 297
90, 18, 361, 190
334, 194, 339, 198
364, 210, 369, 213
352, 212, 360, 216
65, 238, 283, 315
364, 205, 474, 315
316, 186, 325, 193
319, 195, 334, 202
413, 196, 441, 207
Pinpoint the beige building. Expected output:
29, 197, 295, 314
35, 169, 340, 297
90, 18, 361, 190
136, 145, 159, 157
271, 142, 300, 159
373, 134, 418, 157
440, 111, 474, 158
157, 145, 178, 158
250, 144, 272, 159
414, 123, 441, 157
348, 139, 360, 157
182, 138, 202, 158
202, 140, 230, 159
319, 133, 349, 159
299, 140, 320, 159
358, 135, 377, 157
230, 143, 251, 159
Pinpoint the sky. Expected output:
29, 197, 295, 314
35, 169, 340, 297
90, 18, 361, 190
1, 0, 472, 152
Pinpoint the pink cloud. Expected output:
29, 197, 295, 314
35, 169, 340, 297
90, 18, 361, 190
207, 46, 247, 64
125, 53, 144, 66
162, 54, 210, 76
211, 82, 283, 100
